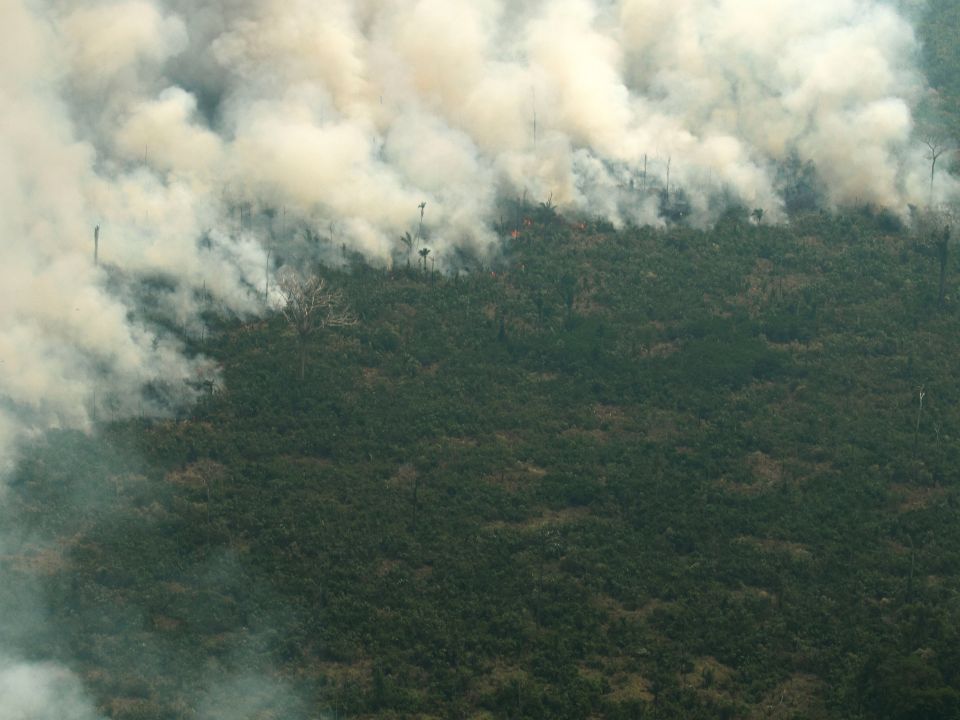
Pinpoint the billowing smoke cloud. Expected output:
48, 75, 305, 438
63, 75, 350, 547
0, 0, 951, 714
0, 655, 103, 720
0, 0, 950, 470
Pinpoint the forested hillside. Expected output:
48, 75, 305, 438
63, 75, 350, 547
919, 0, 960, 119
6, 205, 960, 719
3, 2, 960, 719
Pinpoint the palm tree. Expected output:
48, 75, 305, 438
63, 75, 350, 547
417, 201, 427, 244
400, 231, 413, 268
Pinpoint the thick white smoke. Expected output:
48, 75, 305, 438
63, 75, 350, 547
0, 0, 950, 714
0, 655, 103, 720
0, 0, 952, 465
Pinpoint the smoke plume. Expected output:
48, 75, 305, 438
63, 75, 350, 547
0, 0, 951, 468
0, 1, 952, 715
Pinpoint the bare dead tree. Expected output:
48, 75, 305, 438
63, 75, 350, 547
265, 247, 272, 298
937, 224, 951, 308
94, 224, 100, 266
913, 385, 926, 461
666, 155, 672, 199
277, 270, 357, 380
923, 136, 951, 206
531, 87, 538, 147
416, 201, 427, 247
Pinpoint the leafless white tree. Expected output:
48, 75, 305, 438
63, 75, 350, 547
277, 269, 357, 380
922, 136, 952, 206
416, 201, 427, 246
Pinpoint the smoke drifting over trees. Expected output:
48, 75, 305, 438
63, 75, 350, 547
0, 0, 955, 465
0, 4, 957, 716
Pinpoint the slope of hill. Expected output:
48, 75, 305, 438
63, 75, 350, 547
6, 206, 960, 719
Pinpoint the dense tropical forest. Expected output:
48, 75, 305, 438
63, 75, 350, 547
6, 201, 960, 719
4, 1, 960, 719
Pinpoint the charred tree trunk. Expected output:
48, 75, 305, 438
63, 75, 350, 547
412, 474, 419, 533
937, 226, 950, 308
299, 339, 307, 381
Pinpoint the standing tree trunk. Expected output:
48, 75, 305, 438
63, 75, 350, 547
913, 386, 925, 462
412, 473, 419, 533
937, 226, 950, 308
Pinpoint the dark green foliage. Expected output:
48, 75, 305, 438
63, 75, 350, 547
9, 204, 960, 720
919, 0, 960, 120
10, 11, 960, 703
860, 653, 960, 720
